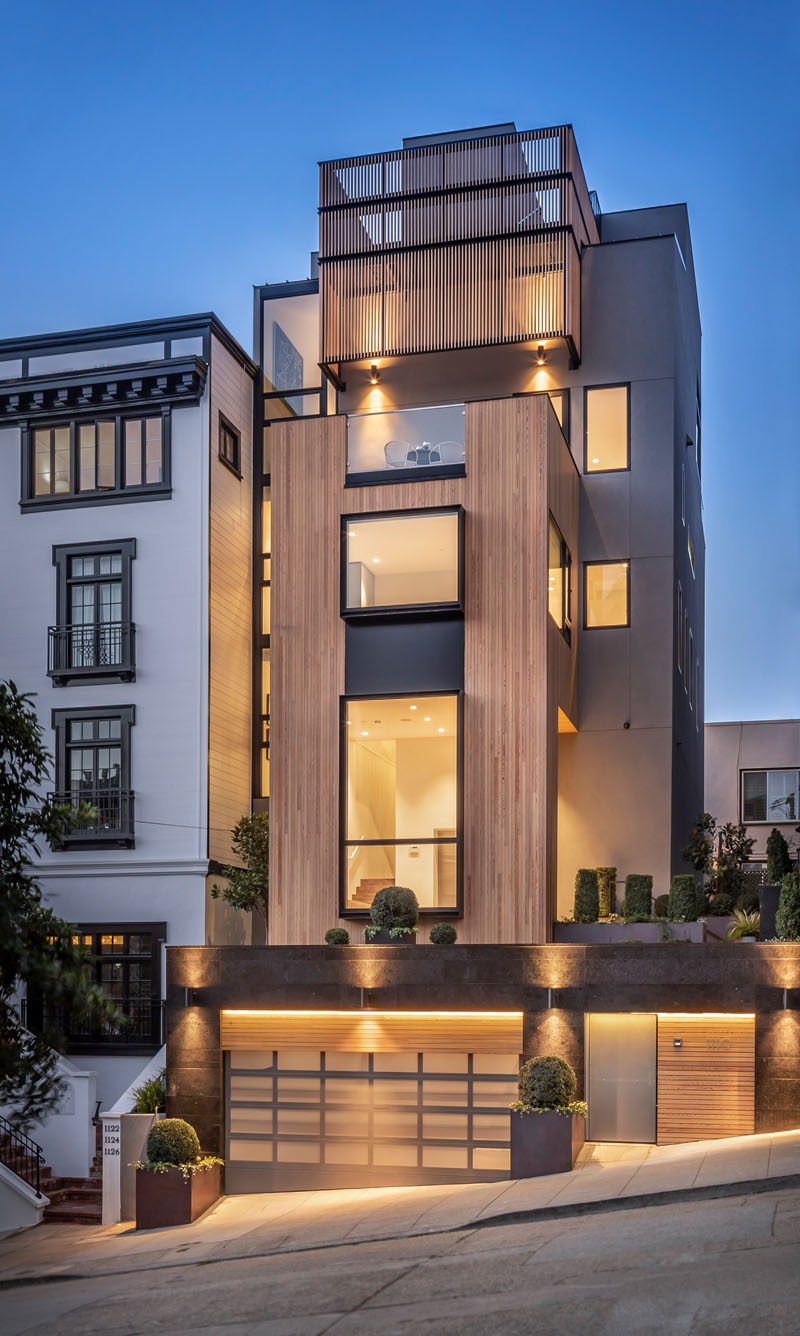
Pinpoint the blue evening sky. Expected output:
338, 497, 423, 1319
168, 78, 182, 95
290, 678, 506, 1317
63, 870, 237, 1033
2, 0, 797, 722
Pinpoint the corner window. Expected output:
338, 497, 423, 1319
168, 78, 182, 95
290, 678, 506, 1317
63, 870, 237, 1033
741, 770, 800, 824
51, 706, 135, 847
342, 509, 462, 615
548, 515, 572, 639
24, 411, 169, 506
585, 385, 629, 473
50, 540, 135, 684
341, 693, 461, 914
219, 413, 241, 476
584, 561, 629, 628
687, 527, 696, 576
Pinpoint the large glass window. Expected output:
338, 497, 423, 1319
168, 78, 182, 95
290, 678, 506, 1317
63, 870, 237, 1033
742, 770, 800, 824
27, 413, 168, 502
347, 404, 465, 478
342, 694, 460, 913
261, 289, 326, 422
343, 510, 460, 613
585, 385, 629, 473
585, 561, 629, 628
548, 515, 571, 636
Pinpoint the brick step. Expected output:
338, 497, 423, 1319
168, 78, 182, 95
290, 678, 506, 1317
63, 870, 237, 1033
44, 1186, 102, 1206
41, 1176, 101, 1192
43, 1201, 102, 1225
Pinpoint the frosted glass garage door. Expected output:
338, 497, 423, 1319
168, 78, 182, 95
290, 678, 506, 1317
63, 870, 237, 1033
225, 1048, 519, 1192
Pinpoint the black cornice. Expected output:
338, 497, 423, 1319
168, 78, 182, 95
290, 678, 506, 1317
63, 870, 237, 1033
0, 356, 208, 424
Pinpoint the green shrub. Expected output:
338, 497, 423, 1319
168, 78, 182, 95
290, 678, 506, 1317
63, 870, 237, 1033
668, 874, 701, 922
324, 928, 350, 945
518, 1056, 577, 1110
131, 1069, 165, 1113
707, 892, 735, 917
596, 867, 617, 917
574, 869, 599, 923
653, 894, 670, 918
736, 886, 761, 914
767, 828, 793, 885
429, 922, 457, 944
369, 885, 419, 930
146, 1119, 200, 1166
776, 872, 800, 941
623, 874, 652, 919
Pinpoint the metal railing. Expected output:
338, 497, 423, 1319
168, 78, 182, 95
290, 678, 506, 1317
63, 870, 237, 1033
21, 998, 166, 1049
48, 622, 135, 681
50, 789, 135, 844
0, 1113, 44, 1197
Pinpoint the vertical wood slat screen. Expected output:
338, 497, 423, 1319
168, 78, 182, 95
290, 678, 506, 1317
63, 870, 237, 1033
319, 125, 593, 363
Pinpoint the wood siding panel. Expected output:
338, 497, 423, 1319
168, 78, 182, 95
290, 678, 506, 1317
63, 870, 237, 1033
208, 336, 254, 867
221, 1009, 523, 1053
657, 1016, 755, 1144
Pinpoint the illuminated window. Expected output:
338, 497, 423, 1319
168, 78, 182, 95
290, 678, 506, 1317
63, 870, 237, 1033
742, 770, 800, 824
343, 510, 461, 613
342, 694, 460, 913
585, 386, 629, 473
548, 516, 572, 637
28, 414, 168, 503
585, 561, 629, 628
33, 426, 71, 495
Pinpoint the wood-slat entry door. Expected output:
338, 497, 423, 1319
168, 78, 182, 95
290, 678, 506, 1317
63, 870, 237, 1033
657, 1016, 755, 1145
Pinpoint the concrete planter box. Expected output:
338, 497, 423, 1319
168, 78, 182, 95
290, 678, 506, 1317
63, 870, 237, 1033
364, 930, 417, 945
553, 921, 703, 944
510, 1110, 585, 1177
135, 1163, 222, 1229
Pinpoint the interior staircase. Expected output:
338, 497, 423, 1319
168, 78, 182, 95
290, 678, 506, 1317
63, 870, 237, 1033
41, 1120, 103, 1225
351, 878, 392, 909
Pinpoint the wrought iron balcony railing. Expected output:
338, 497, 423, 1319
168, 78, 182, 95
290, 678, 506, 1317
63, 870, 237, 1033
50, 788, 135, 847
20, 998, 165, 1052
48, 622, 136, 684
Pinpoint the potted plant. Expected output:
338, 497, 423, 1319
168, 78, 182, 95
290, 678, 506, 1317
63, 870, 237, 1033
429, 922, 457, 944
510, 1056, 587, 1177
725, 909, 760, 942
365, 886, 419, 943
324, 928, 350, 945
131, 1068, 166, 1113
134, 1118, 223, 1229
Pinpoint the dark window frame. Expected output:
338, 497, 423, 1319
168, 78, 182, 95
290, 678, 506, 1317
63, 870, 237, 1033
51, 704, 135, 848
20, 408, 172, 511
29, 921, 165, 1056
583, 382, 631, 475
339, 689, 464, 919
218, 411, 242, 478
583, 559, 631, 630
341, 505, 465, 621
547, 512, 572, 644
50, 539, 136, 685
740, 768, 800, 826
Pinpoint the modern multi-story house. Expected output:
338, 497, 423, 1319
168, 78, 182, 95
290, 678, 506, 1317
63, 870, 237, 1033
5, 121, 798, 1211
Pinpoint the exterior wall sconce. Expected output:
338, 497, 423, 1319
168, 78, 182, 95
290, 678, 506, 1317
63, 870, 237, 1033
182, 987, 201, 1007
360, 988, 375, 1009
547, 988, 559, 1009
536, 345, 546, 366
369, 363, 380, 385
783, 988, 791, 1010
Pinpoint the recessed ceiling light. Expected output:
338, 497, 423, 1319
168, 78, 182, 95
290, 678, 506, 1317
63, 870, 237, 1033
347, 720, 351, 725
592, 457, 599, 464
360, 730, 369, 736
348, 530, 356, 537
409, 705, 417, 710
372, 557, 381, 563
423, 716, 431, 722
437, 727, 445, 733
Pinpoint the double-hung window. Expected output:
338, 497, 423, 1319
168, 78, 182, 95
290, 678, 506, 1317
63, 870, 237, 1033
52, 706, 135, 847
50, 540, 135, 683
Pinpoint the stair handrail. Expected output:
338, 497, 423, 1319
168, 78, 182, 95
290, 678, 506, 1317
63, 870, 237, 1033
0, 1113, 44, 1197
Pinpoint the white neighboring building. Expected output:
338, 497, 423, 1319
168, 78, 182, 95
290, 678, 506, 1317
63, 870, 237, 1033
0, 314, 258, 1110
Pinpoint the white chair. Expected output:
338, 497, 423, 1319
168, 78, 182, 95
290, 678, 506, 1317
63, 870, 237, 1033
384, 440, 414, 469
431, 441, 465, 465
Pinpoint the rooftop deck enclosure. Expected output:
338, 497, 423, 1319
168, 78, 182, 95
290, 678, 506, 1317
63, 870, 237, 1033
319, 125, 598, 370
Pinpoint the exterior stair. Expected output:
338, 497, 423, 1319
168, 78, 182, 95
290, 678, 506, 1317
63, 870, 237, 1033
42, 1120, 103, 1225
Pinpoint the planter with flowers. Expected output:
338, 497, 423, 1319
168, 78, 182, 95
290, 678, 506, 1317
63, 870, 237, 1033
134, 1118, 223, 1229
510, 1056, 587, 1178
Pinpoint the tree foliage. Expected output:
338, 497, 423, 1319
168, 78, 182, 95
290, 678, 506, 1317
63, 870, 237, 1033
210, 812, 270, 920
0, 680, 119, 1129
766, 828, 793, 886
683, 812, 755, 902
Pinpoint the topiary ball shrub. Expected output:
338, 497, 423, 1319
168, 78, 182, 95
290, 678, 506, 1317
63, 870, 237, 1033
707, 892, 735, 917
776, 871, 800, 941
653, 894, 670, 918
518, 1056, 577, 1110
429, 922, 457, 944
668, 874, 701, 922
574, 869, 599, 923
324, 928, 350, 945
146, 1118, 201, 1166
370, 885, 419, 930
624, 873, 653, 919
767, 828, 793, 886
596, 867, 617, 917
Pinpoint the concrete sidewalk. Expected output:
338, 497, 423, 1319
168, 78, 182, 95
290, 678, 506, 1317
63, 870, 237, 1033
1, 1128, 799, 1289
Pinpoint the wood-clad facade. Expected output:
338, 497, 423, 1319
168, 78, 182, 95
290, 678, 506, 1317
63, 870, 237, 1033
269, 396, 578, 945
